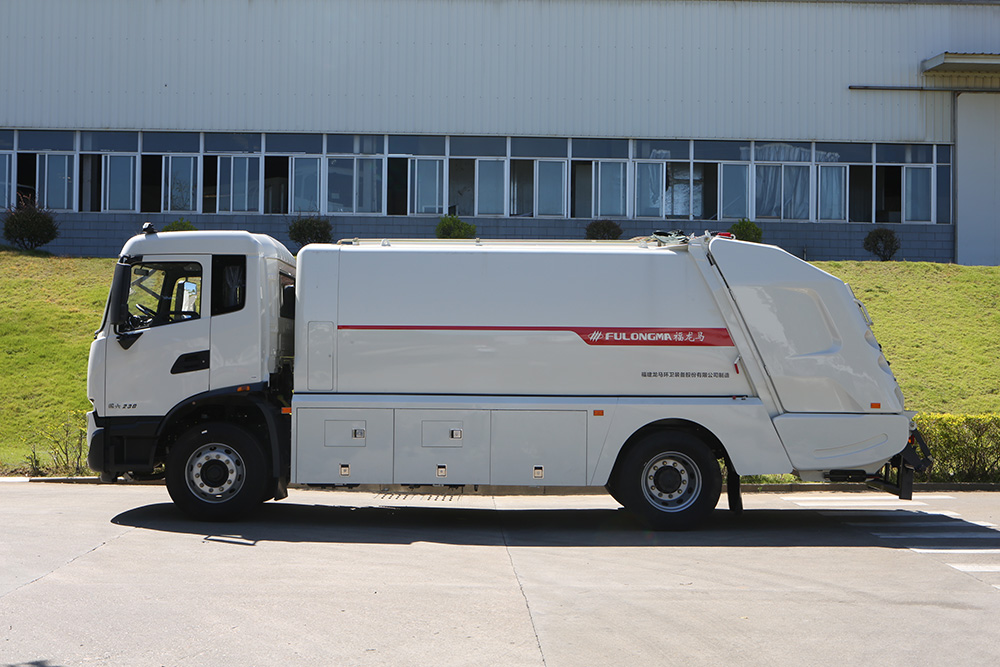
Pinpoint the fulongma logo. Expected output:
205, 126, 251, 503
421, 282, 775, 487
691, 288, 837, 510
577, 328, 730, 346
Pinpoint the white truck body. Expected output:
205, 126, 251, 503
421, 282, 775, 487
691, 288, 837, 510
87, 229, 925, 529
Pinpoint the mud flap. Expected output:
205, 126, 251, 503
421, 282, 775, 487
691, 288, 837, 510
867, 429, 933, 500
725, 457, 743, 515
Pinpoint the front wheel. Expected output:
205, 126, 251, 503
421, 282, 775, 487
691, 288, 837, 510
166, 422, 268, 521
613, 430, 722, 530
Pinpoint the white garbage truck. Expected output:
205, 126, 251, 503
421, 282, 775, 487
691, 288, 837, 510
87, 227, 930, 529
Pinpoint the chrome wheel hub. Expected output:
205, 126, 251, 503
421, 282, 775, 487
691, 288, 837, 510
641, 452, 702, 512
185, 443, 245, 503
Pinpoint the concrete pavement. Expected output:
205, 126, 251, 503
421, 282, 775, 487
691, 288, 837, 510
3, 483, 1000, 666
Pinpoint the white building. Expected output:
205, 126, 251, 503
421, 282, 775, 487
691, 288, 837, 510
1, 0, 998, 262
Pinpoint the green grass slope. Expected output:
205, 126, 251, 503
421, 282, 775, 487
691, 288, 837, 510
0, 251, 997, 470
0, 251, 115, 469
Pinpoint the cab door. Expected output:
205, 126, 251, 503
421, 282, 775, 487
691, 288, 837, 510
103, 255, 211, 420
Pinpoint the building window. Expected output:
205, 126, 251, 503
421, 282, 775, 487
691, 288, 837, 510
476, 159, 505, 216
510, 160, 533, 216
537, 160, 566, 216
597, 161, 626, 217
103, 155, 136, 211
263, 157, 289, 214
356, 158, 382, 213
693, 141, 750, 220
142, 132, 200, 153
450, 136, 506, 158
0, 153, 12, 209
19, 130, 74, 152
327, 158, 355, 213
816, 143, 872, 223
37, 154, 75, 210
665, 163, 691, 218
76, 133, 139, 213
936, 145, 951, 224
635, 162, 662, 218
292, 157, 320, 213
448, 159, 475, 216
818, 165, 846, 221
410, 158, 444, 215
205, 133, 261, 153
904, 166, 932, 222
211, 156, 260, 213
164, 155, 197, 212
755, 164, 809, 220
511, 137, 567, 159
721, 164, 749, 219
267, 133, 322, 155
570, 162, 592, 218
386, 136, 443, 215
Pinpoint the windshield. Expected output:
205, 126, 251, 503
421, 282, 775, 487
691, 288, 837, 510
119, 261, 203, 332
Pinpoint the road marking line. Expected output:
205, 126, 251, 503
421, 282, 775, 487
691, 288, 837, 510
820, 510, 933, 518
911, 548, 1000, 554
792, 502, 928, 508
779, 494, 952, 501
948, 564, 1000, 572
845, 521, 994, 528
873, 532, 1000, 540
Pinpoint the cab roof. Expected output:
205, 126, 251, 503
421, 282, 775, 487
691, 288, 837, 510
119, 230, 294, 264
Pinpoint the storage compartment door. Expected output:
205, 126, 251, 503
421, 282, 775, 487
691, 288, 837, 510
393, 410, 491, 484
294, 408, 393, 484
490, 411, 587, 486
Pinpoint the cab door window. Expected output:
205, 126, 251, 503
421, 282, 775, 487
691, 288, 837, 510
121, 262, 202, 331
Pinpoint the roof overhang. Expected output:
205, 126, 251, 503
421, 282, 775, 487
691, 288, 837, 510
922, 53, 1000, 74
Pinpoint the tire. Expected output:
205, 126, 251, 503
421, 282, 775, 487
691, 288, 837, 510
612, 430, 723, 531
166, 422, 269, 521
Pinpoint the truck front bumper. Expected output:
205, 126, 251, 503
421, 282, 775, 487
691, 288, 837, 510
86, 411, 160, 479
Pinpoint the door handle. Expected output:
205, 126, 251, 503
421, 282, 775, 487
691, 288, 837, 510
170, 350, 210, 374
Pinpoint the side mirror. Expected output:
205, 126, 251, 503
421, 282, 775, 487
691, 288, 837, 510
107, 263, 131, 326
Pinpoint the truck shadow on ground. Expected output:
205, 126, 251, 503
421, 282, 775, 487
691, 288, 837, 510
112, 502, 999, 549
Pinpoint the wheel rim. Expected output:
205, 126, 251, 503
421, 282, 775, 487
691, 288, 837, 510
184, 443, 246, 504
641, 451, 703, 513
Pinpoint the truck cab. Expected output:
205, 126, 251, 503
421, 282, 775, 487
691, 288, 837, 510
87, 228, 295, 511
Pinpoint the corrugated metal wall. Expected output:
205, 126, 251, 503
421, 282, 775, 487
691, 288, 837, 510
2, 0, 998, 141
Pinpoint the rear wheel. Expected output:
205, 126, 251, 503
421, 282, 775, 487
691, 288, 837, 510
166, 422, 268, 521
613, 430, 722, 530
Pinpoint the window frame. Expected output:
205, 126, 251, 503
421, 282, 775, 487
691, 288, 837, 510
102, 153, 138, 212
162, 154, 199, 213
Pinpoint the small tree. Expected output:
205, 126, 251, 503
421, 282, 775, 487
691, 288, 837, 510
288, 216, 333, 248
3, 194, 59, 250
728, 218, 762, 243
863, 227, 900, 261
436, 215, 477, 239
585, 219, 623, 240
162, 218, 198, 232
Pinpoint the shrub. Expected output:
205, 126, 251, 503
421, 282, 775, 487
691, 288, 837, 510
728, 218, 762, 243
288, 216, 333, 248
162, 218, 197, 232
436, 215, 477, 239
914, 414, 1000, 483
863, 227, 900, 261
585, 219, 623, 240
3, 195, 59, 250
